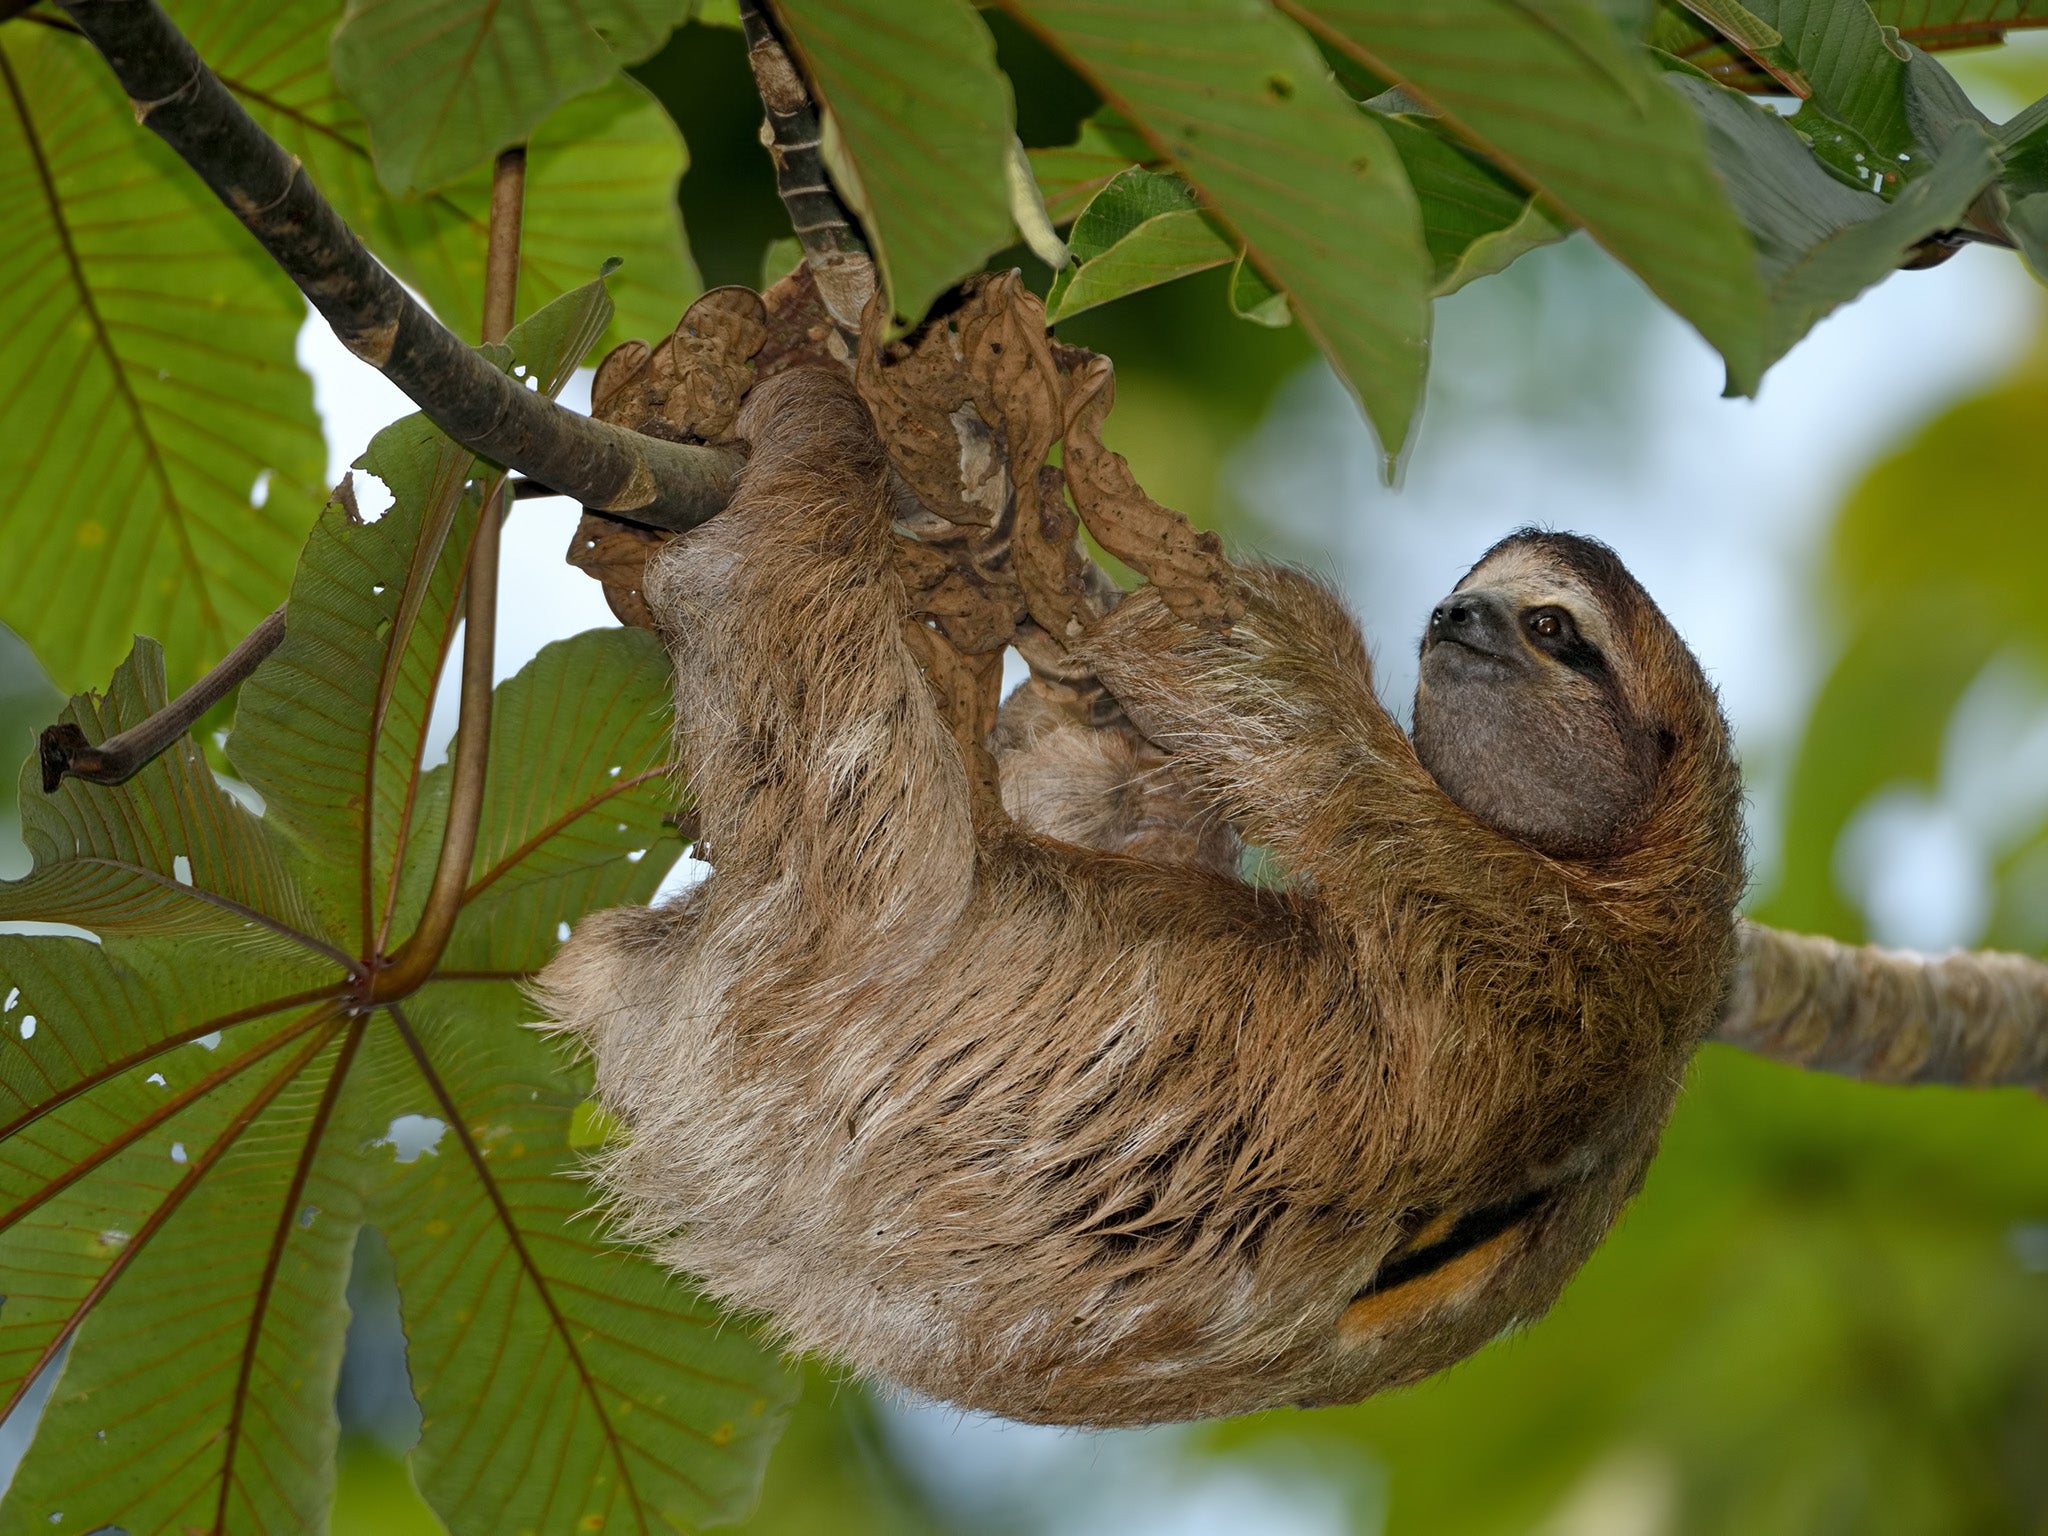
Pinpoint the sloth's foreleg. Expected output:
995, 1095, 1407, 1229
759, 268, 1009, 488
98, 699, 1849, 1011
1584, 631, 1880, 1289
636, 365, 981, 963
1078, 565, 1455, 892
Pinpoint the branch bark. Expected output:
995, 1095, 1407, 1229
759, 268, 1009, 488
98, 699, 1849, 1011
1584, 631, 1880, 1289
36, 605, 287, 790
55, 0, 740, 533
741, 0, 876, 331
1717, 920, 2048, 1090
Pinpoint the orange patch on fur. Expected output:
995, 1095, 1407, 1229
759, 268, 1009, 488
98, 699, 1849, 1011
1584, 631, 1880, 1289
1337, 1223, 1527, 1344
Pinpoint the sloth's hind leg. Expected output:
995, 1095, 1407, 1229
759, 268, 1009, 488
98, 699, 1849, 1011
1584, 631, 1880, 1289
641, 366, 980, 953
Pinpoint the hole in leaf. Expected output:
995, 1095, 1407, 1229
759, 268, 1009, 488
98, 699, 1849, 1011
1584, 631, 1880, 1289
169, 1142, 187, 1164
626, 849, 646, 863
375, 1114, 446, 1164
146, 1073, 166, 1088
0, 924, 100, 944
172, 854, 193, 887
17, 1017, 33, 1040
248, 468, 273, 508
354, 474, 397, 524
195, 1032, 222, 1051
607, 765, 622, 778
299, 1205, 320, 1229
338, 1226, 424, 1453
557, 920, 573, 943
4, 987, 18, 1011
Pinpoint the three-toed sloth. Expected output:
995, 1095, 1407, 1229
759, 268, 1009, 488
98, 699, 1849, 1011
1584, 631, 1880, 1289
539, 366, 1746, 1427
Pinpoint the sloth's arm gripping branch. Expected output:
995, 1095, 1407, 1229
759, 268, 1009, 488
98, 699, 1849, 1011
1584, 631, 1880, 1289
1718, 920, 2048, 1090
55, 0, 739, 533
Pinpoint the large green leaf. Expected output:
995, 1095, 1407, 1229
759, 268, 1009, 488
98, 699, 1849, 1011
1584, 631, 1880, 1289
185, 0, 697, 351
329, 0, 692, 193
0, 278, 792, 1534
1284, 0, 1774, 393
773, 0, 1019, 328
0, 20, 326, 695
1001, 0, 1434, 464
1674, 77, 2000, 369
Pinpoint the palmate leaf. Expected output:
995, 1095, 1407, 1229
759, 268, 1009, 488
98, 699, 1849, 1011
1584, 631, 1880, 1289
176, 0, 698, 354
328, 0, 693, 194
0, 277, 792, 1534
773, 0, 1019, 329
0, 18, 327, 696
1284, 0, 1774, 392
1001, 0, 1434, 465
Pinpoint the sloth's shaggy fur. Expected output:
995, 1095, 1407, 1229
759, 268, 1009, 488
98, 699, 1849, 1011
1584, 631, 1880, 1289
537, 367, 1747, 1426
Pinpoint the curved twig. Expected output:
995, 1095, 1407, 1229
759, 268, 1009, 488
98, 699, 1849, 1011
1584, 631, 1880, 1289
38, 604, 286, 790
375, 147, 520, 1002
55, 0, 740, 532
1716, 920, 2048, 1090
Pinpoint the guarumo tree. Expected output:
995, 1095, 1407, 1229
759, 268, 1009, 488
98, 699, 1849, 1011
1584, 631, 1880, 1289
0, 0, 2044, 1530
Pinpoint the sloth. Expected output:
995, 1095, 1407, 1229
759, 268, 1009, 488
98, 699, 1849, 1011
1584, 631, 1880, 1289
538, 366, 1747, 1427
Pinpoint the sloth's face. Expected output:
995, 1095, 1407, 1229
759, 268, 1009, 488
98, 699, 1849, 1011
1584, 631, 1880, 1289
1411, 534, 1663, 858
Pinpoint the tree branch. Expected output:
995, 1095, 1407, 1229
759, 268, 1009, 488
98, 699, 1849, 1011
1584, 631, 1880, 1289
741, 0, 876, 331
1716, 920, 2048, 1090
37, 605, 286, 790
374, 148, 522, 1002
55, 0, 740, 532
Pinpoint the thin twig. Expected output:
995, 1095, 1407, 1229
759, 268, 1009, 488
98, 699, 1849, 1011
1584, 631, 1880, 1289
54, 0, 741, 531
374, 148, 522, 1002
37, 605, 286, 791
739, 0, 876, 331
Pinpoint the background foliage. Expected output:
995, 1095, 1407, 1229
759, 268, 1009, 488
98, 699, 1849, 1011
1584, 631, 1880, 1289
0, 0, 2044, 1531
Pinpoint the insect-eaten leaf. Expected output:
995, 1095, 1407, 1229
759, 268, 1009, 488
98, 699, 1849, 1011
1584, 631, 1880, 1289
0, 273, 792, 1536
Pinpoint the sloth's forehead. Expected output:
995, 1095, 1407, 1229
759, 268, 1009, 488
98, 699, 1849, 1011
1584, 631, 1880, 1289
1456, 545, 1593, 609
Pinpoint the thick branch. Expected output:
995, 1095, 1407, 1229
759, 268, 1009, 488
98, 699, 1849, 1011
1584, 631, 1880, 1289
1716, 920, 2048, 1090
741, 0, 876, 330
38, 605, 286, 790
56, 0, 740, 532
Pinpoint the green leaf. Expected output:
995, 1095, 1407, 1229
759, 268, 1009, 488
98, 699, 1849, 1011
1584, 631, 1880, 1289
0, 22, 326, 695
774, 0, 1018, 327
1002, 0, 1434, 464
0, 642, 337, 967
190, 0, 697, 352
1288, 0, 1773, 393
1229, 249, 1294, 326
440, 626, 684, 974
0, 278, 793, 1533
1374, 111, 1572, 296
329, 0, 691, 193
1029, 109, 1158, 223
1653, 0, 2048, 91
374, 984, 784, 1532
1045, 169, 1235, 321
1672, 77, 2000, 370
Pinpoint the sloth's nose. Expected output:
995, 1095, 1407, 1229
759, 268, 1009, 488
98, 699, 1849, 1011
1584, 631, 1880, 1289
1430, 598, 1476, 635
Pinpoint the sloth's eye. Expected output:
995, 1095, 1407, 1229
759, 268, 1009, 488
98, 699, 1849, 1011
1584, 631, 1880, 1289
1526, 608, 1567, 641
